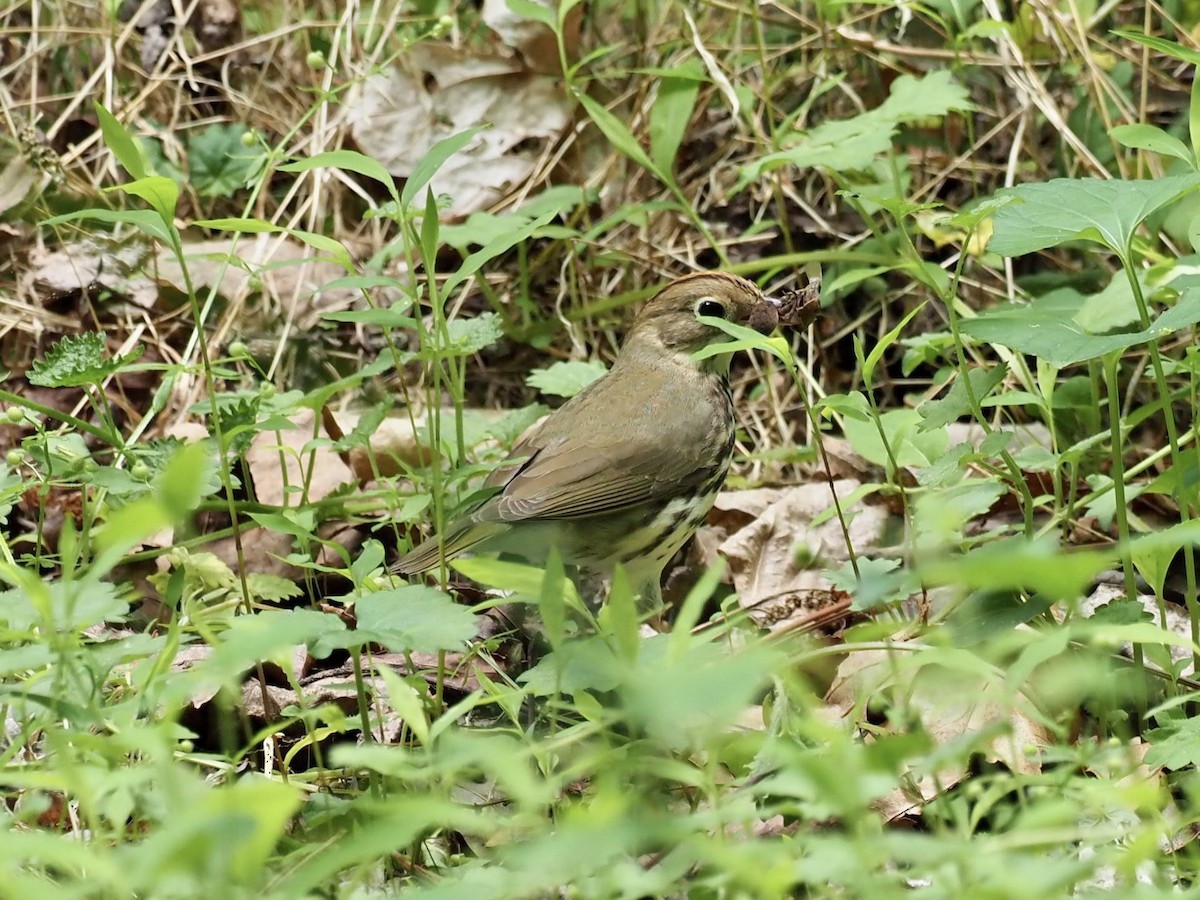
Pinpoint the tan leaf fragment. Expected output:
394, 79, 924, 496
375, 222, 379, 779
349, 43, 570, 218
719, 479, 888, 630
826, 645, 1053, 822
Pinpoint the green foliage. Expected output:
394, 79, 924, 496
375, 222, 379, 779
27, 332, 142, 388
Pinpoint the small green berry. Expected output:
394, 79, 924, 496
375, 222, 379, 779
5, 407, 24, 424
228, 340, 250, 359
260, 383, 277, 399
5, 449, 22, 466
306, 50, 326, 70
239, 130, 257, 148
131, 461, 151, 480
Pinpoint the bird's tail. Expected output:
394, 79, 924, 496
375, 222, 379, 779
390, 520, 508, 576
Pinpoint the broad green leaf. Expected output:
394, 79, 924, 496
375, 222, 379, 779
842, 408, 950, 469
355, 586, 478, 653
526, 360, 607, 397
112, 174, 179, 225
1109, 124, 1194, 167
506, 0, 556, 29
94, 102, 146, 179
988, 173, 1200, 257
919, 535, 1114, 601
1145, 717, 1200, 769
279, 149, 398, 201
1129, 520, 1200, 598
191, 609, 348, 687
0, 580, 124, 631
914, 480, 1007, 547
961, 286, 1200, 366
401, 127, 485, 208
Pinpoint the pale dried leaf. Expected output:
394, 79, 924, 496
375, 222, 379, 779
720, 479, 888, 629
349, 43, 570, 218
826, 645, 1053, 822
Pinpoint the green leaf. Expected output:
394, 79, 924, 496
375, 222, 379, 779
919, 535, 1114, 601
437, 313, 504, 356
914, 480, 1007, 547
195, 217, 354, 271
42, 207, 175, 246
988, 173, 1200, 257
1145, 717, 1200, 769
184, 610, 348, 693
27, 332, 143, 387
505, 0, 557, 28
187, 124, 265, 197
526, 360, 607, 398
355, 586, 478, 653
111, 174, 179, 226
576, 90, 662, 179
94, 102, 146, 179
960, 287, 1200, 366
917, 364, 1008, 430
321, 301, 415, 327
740, 70, 973, 182
401, 127, 486, 208
442, 210, 560, 297
1113, 29, 1200, 66
842, 408, 950, 469
1109, 124, 1194, 167
649, 59, 704, 176
278, 148, 397, 202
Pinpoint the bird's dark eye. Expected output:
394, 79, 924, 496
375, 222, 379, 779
695, 298, 726, 318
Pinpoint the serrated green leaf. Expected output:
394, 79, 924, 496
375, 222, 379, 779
438, 313, 504, 356
989, 173, 1200, 257
355, 587, 477, 653
187, 124, 264, 197
28, 332, 142, 387
526, 360, 607, 397
961, 287, 1200, 366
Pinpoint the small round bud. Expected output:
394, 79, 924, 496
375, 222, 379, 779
131, 461, 151, 480
228, 340, 250, 359
239, 130, 257, 148
261, 383, 277, 399
5, 449, 23, 466
5, 407, 25, 424
306, 50, 326, 70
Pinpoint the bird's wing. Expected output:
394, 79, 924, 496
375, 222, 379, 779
484, 391, 727, 522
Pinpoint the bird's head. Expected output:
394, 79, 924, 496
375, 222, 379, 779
626, 272, 780, 364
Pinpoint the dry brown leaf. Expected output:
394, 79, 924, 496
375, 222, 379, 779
719, 479, 888, 630
349, 43, 570, 218
826, 644, 1053, 822
480, 0, 581, 72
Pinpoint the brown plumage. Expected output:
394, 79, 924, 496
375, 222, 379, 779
392, 271, 805, 607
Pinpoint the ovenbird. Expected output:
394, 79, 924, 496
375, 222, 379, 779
393, 271, 819, 607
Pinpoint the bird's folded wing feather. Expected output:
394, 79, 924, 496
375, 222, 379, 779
485, 428, 717, 522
